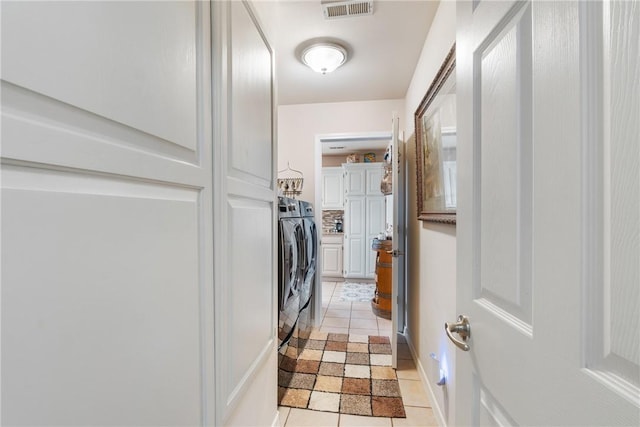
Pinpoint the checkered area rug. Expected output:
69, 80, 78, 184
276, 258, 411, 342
278, 331, 406, 418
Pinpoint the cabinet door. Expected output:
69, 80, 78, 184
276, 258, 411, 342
321, 167, 344, 209
344, 166, 366, 196
321, 243, 343, 277
365, 196, 385, 278
366, 164, 384, 196
344, 196, 366, 278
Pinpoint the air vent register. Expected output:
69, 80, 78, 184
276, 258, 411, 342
321, 0, 373, 19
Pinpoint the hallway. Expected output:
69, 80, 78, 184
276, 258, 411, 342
277, 282, 438, 427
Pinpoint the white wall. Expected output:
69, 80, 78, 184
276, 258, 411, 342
278, 99, 405, 203
403, 1, 457, 426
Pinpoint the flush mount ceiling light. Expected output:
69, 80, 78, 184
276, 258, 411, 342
301, 42, 348, 74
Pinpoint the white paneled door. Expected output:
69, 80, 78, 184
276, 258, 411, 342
365, 195, 385, 277
344, 195, 366, 278
2, 1, 215, 425
211, 1, 277, 425
2, 1, 277, 426
390, 114, 405, 369
456, 0, 639, 425
344, 163, 385, 279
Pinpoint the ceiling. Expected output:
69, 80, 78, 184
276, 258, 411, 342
260, 0, 440, 106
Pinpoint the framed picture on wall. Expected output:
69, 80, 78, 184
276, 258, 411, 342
414, 44, 456, 224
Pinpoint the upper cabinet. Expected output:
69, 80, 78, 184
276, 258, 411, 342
344, 163, 383, 197
321, 167, 344, 209
366, 165, 383, 196
344, 165, 366, 196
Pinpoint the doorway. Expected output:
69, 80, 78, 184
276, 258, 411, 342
313, 132, 393, 327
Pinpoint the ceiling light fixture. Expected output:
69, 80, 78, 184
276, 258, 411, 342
301, 42, 348, 74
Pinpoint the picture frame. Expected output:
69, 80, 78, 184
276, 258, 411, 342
414, 44, 457, 224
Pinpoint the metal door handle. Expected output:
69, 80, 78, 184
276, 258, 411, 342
445, 315, 471, 351
385, 249, 404, 257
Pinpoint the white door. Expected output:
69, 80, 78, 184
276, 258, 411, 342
365, 195, 385, 278
211, 2, 277, 425
2, 2, 215, 425
456, 1, 639, 425
344, 195, 366, 278
390, 114, 405, 369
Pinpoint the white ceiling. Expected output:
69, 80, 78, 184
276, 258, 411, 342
261, 0, 439, 106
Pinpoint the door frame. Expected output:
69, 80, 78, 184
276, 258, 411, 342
313, 131, 394, 327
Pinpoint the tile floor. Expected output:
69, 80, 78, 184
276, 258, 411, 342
278, 281, 438, 427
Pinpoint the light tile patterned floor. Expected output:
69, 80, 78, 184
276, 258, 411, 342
278, 281, 439, 427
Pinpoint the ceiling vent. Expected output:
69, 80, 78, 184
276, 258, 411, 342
322, 0, 373, 19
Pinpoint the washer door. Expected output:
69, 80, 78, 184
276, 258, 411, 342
278, 219, 305, 310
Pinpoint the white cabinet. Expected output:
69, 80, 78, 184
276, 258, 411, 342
343, 163, 385, 279
365, 196, 385, 277
344, 163, 384, 197
321, 167, 344, 209
344, 196, 366, 278
344, 166, 366, 196
366, 166, 383, 196
321, 234, 343, 278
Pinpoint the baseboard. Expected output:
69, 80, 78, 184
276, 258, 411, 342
272, 410, 280, 427
404, 327, 448, 427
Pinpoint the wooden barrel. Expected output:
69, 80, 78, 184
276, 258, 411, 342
371, 239, 392, 319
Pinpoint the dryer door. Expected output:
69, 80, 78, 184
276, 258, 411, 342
299, 218, 318, 306
278, 218, 305, 352
278, 219, 303, 311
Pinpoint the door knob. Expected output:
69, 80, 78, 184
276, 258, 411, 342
385, 249, 404, 257
445, 315, 471, 351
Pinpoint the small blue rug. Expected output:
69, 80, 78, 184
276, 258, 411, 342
339, 282, 375, 302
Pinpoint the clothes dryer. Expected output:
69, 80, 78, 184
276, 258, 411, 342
297, 199, 317, 349
277, 197, 304, 354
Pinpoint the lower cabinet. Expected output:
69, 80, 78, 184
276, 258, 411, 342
321, 234, 343, 278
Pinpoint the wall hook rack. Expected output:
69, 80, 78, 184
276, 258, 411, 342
277, 162, 304, 198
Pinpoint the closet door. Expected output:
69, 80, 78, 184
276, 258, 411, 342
1, 2, 214, 425
211, 1, 278, 426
